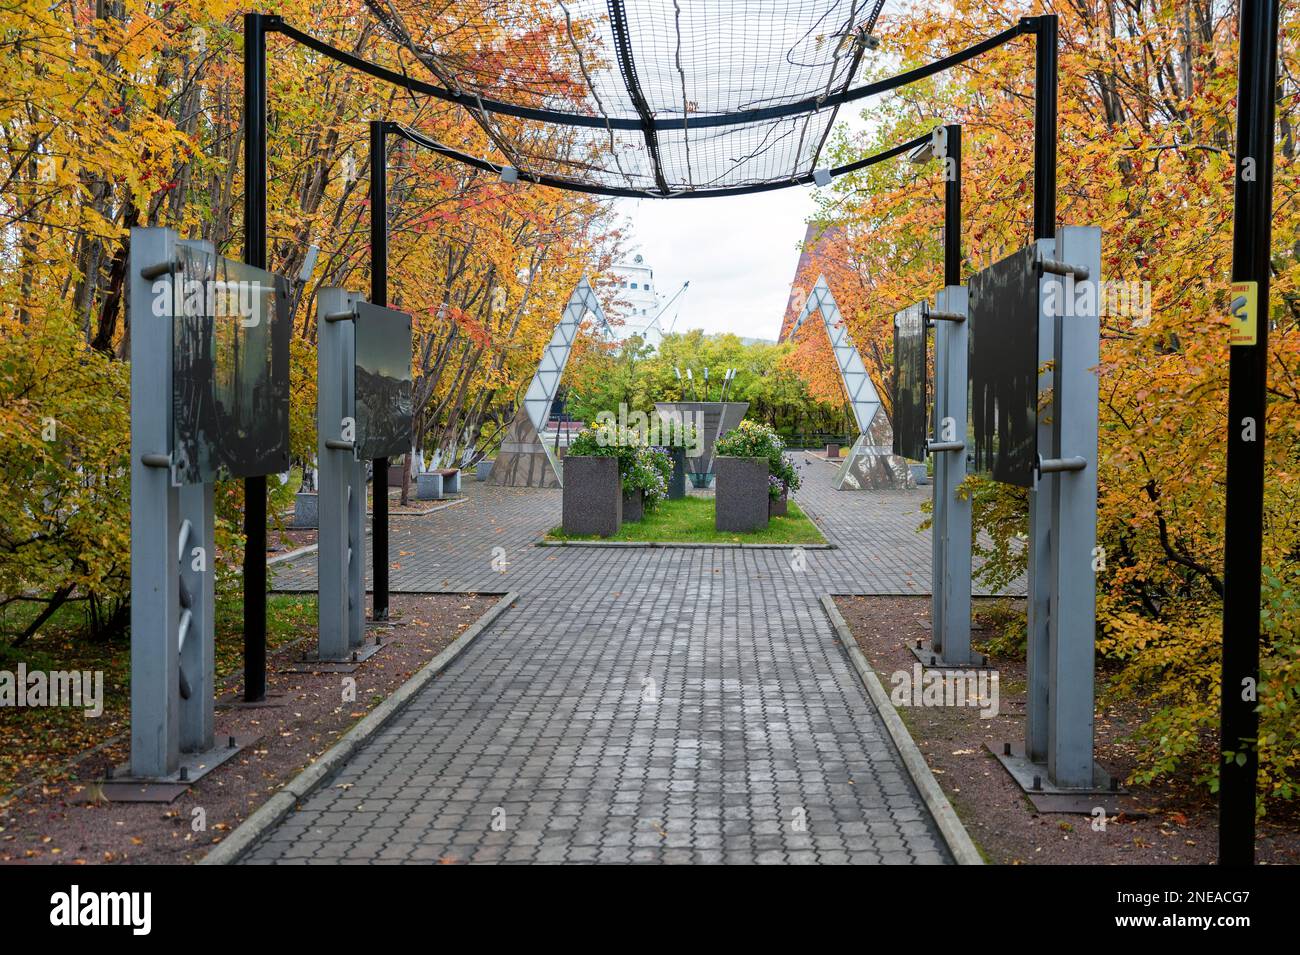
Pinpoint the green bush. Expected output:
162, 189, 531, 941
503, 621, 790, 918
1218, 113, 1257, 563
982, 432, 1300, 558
716, 420, 801, 500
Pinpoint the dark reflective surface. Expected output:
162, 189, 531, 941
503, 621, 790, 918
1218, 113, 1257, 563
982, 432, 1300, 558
968, 244, 1038, 488
354, 302, 413, 460
891, 302, 927, 462
172, 245, 290, 484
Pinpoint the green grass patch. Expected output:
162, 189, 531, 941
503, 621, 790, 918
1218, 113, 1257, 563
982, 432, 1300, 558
546, 495, 826, 545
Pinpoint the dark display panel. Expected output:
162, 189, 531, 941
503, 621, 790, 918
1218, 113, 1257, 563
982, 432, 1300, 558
968, 244, 1039, 488
891, 302, 928, 462
172, 245, 291, 484
354, 302, 413, 460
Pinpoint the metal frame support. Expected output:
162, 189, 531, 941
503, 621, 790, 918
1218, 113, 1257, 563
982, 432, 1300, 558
929, 285, 973, 665
129, 228, 217, 777
317, 288, 367, 660
1025, 236, 1058, 764
1023, 9, 1059, 762
1044, 226, 1102, 788
1220, 0, 1279, 866
242, 12, 270, 701
369, 120, 391, 622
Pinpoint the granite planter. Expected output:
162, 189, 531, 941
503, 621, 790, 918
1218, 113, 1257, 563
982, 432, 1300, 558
293, 491, 318, 529
476, 459, 494, 481
562, 456, 622, 537
909, 462, 929, 487
715, 456, 769, 533
622, 488, 645, 523
668, 447, 687, 500
769, 490, 788, 517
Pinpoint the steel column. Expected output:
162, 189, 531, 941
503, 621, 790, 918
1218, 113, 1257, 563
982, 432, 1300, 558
1046, 226, 1102, 787
241, 12, 269, 701
933, 286, 972, 664
1220, 0, 1278, 866
1025, 12, 1059, 762
369, 120, 390, 621
129, 228, 182, 778
317, 289, 359, 660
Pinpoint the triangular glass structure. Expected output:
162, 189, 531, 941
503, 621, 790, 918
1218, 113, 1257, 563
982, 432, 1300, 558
790, 275, 911, 489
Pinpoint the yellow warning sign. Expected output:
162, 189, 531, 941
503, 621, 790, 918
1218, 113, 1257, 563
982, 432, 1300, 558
1229, 281, 1258, 346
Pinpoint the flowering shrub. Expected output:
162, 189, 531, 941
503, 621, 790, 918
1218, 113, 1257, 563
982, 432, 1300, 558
624, 446, 671, 507
716, 420, 800, 500
568, 422, 669, 507
568, 422, 638, 476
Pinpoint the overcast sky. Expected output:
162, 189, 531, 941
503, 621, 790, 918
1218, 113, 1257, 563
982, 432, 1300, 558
611, 182, 822, 343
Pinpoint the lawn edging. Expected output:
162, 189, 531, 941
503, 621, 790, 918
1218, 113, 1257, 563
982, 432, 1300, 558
200, 590, 518, 865
819, 594, 984, 866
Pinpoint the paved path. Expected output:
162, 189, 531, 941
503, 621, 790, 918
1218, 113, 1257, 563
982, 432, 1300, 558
243, 455, 1007, 864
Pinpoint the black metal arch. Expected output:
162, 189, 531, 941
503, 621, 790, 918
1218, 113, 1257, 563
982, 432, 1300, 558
389, 121, 929, 199
270, 16, 1034, 134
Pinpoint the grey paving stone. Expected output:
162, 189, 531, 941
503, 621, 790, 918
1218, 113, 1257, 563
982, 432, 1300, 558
238, 453, 991, 866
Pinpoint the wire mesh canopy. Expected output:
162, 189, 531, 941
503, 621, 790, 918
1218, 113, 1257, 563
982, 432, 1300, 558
358, 0, 889, 195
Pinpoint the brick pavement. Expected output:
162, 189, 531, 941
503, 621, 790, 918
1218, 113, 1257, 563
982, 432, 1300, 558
240, 453, 1014, 864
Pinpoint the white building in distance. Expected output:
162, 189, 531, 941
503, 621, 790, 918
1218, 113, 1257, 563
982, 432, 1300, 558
607, 253, 684, 351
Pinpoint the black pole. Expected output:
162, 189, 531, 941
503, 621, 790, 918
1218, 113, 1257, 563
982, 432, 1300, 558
944, 124, 961, 286
242, 13, 268, 702
1031, 14, 1057, 240
369, 120, 390, 622
1220, 0, 1278, 867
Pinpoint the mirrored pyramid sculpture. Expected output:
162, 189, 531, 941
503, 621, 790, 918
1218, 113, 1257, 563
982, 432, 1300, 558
489, 277, 610, 488
171, 242, 291, 484
790, 276, 912, 489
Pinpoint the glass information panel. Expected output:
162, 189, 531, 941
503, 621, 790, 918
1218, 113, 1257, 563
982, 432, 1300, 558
968, 244, 1039, 488
171, 244, 291, 484
354, 302, 413, 461
891, 302, 928, 462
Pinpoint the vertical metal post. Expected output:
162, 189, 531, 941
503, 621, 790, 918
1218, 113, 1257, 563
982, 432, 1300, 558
369, 120, 390, 621
931, 124, 965, 658
317, 289, 355, 661
1046, 226, 1102, 788
944, 125, 962, 289
934, 287, 972, 664
241, 12, 269, 700
129, 228, 181, 778
1026, 236, 1056, 762
178, 482, 215, 753
1220, 0, 1278, 866
1025, 12, 1058, 762
1032, 14, 1058, 240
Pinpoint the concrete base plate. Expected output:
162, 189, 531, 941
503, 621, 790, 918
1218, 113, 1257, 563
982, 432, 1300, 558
101, 736, 255, 801
988, 741, 1127, 813
909, 643, 994, 670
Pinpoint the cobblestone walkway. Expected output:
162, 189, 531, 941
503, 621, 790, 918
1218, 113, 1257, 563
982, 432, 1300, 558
242, 454, 1006, 864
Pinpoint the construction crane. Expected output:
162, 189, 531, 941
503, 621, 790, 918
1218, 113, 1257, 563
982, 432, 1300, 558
641, 280, 690, 345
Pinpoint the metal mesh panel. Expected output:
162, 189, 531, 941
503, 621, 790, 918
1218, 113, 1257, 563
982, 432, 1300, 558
368, 0, 877, 193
